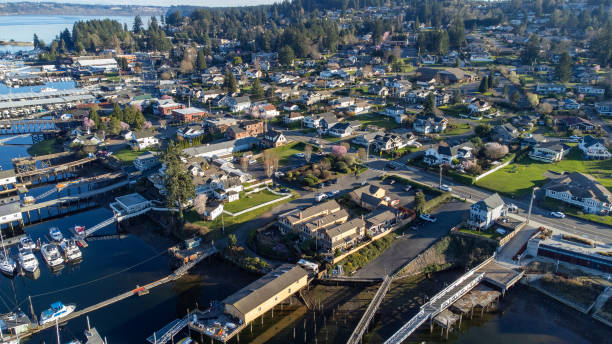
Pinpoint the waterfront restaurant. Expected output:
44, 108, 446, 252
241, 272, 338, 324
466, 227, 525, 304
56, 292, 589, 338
110, 193, 151, 216
223, 264, 308, 324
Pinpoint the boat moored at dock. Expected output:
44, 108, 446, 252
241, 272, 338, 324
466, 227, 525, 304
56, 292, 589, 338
19, 236, 36, 250
60, 239, 82, 262
0, 252, 16, 276
41, 244, 64, 268
39, 302, 76, 325
18, 247, 38, 273
49, 227, 64, 242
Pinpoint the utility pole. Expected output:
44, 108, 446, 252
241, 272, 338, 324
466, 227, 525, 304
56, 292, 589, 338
527, 187, 537, 224
439, 164, 443, 187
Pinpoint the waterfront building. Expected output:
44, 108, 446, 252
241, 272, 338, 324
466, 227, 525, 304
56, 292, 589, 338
0, 202, 22, 229
110, 193, 151, 215
223, 264, 308, 324
0, 170, 17, 190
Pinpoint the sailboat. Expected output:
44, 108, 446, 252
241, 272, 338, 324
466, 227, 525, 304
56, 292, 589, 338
0, 230, 16, 276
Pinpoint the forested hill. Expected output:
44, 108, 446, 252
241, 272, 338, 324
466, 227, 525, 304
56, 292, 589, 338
0, 2, 165, 16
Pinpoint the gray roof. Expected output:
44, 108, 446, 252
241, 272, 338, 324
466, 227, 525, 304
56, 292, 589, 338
473, 193, 505, 212
115, 193, 149, 207
325, 218, 365, 239
0, 202, 20, 217
0, 169, 16, 179
546, 172, 612, 203
223, 264, 308, 315
183, 137, 260, 157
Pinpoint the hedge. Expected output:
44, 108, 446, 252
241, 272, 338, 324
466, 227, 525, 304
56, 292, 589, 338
423, 192, 453, 213
447, 170, 475, 185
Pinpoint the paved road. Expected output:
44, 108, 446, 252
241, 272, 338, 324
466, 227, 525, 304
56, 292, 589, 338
354, 199, 469, 278
367, 160, 612, 244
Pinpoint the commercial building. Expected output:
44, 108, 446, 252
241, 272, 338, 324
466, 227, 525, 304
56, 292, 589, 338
172, 107, 207, 122
223, 264, 308, 324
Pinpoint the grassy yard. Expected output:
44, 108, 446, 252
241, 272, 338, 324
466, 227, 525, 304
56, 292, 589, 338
321, 135, 344, 143
27, 138, 62, 156
353, 113, 401, 130
458, 228, 503, 240
266, 141, 305, 164
113, 148, 156, 163
476, 148, 612, 198
443, 122, 472, 136
184, 192, 297, 235
224, 190, 285, 213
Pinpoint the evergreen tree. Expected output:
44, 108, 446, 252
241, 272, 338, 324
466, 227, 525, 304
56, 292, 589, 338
88, 107, 100, 129
223, 69, 238, 94
161, 141, 195, 219
424, 93, 435, 113
251, 78, 264, 100
108, 116, 121, 135
479, 76, 489, 93
196, 49, 207, 71
133, 15, 143, 34
521, 34, 540, 65
279, 45, 295, 66
111, 103, 124, 122
556, 52, 572, 83
488, 69, 496, 89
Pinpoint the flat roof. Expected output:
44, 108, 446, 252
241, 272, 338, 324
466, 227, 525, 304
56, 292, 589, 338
173, 107, 206, 115
115, 193, 149, 207
0, 202, 20, 217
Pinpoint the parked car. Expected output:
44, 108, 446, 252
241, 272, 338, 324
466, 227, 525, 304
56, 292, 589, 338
274, 171, 285, 178
404, 185, 412, 192
419, 213, 437, 222
439, 184, 452, 192
295, 153, 305, 158
315, 193, 327, 202
550, 211, 565, 218
507, 203, 518, 213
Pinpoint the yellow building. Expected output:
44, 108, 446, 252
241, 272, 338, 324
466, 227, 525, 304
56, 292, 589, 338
223, 264, 309, 324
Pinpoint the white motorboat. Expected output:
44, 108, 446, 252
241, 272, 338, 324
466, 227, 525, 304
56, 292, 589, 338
19, 236, 36, 250
49, 227, 64, 242
18, 247, 38, 273
39, 301, 76, 325
0, 252, 16, 276
60, 239, 82, 261
41, 244, 64, 268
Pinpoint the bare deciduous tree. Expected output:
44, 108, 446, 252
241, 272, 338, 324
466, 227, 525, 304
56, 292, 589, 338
193, 194, 208, 217
357, 147, 367, 161
484, 142, 509, 160
240, 156, 249, 172
304, 144, 312, 163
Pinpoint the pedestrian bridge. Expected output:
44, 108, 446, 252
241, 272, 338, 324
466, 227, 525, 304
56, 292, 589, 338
384, 255, 521, 344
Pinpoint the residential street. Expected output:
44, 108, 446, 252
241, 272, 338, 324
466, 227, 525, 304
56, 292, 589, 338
367, 159, 612, 243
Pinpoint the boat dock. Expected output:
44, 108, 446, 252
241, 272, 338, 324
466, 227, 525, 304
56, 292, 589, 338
6, 246, 217, 342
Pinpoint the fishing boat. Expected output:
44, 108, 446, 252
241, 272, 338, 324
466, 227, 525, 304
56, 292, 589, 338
60, 239, 82, 261
49, 227, 64, 242
19, 236, 36, 250
41, 244, 64, 268
0, 252, 16, 276
18, 247, 38, 273
0, 230, 16, 276
39, 302, 76, 325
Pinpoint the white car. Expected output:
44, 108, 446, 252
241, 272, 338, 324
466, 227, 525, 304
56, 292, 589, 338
439, 184, 452, 192
315, 193, 327, 202
550, 211, 565, 218
419, 213, 437, 222
295, 153, 305, 158
274, 171, 285, 178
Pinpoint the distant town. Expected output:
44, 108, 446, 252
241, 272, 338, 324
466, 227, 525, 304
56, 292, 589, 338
0, 0, 611, 343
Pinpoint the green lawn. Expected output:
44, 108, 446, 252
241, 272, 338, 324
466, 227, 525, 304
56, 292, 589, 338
267, 141, 305, 164
184, 192, 297, 235
27, 138, 62, 156
224, 190, 284, 213
321, 135, 344, 143
476, 148, 612, 198
443, 123, 472, 136
113, 149, 153, 163
458, 228, 503, 240
353, 113, 401, 130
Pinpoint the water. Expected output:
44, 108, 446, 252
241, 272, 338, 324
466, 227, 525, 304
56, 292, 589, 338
0, 15, 149, 51
0, 80, 76, 95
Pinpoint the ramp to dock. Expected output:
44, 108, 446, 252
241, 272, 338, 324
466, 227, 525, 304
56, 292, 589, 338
347, 275, 392, 344
147, 317, 189, 344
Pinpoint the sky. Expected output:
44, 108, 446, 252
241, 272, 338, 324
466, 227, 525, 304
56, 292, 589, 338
2, 0, 278, 7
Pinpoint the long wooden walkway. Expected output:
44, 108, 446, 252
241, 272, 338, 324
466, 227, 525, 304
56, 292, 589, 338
16, 157, 96, 182
16, 247, 217, 339
347, 275, 392, 344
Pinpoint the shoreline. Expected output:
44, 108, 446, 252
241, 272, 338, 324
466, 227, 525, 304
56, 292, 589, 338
0, 40, 33, 46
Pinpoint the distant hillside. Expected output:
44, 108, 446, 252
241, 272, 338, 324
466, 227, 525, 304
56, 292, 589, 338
0, 2, 166, 16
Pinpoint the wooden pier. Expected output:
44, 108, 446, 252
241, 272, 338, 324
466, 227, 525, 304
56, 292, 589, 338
15, 156, 97, 183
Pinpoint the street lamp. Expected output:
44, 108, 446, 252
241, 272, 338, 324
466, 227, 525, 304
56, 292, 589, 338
527, 187, 538, 224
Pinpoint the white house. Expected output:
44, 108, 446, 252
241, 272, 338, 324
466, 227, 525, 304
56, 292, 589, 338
130, 129, 159, 150
413, 115, 448, 134
204, 203, 224, 220
466, 193, 506, 230
578, 135, 611, 160
468, 98, 491, 113
577, 85, 605, 96
545, 172, 612, 214
230, 96, 252, 112
133, 151, 160, 171
327, 122, 353, 138
528, 142, 570, 163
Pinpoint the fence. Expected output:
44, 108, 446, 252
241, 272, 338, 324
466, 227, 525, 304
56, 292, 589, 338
473, 154, 516, 182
